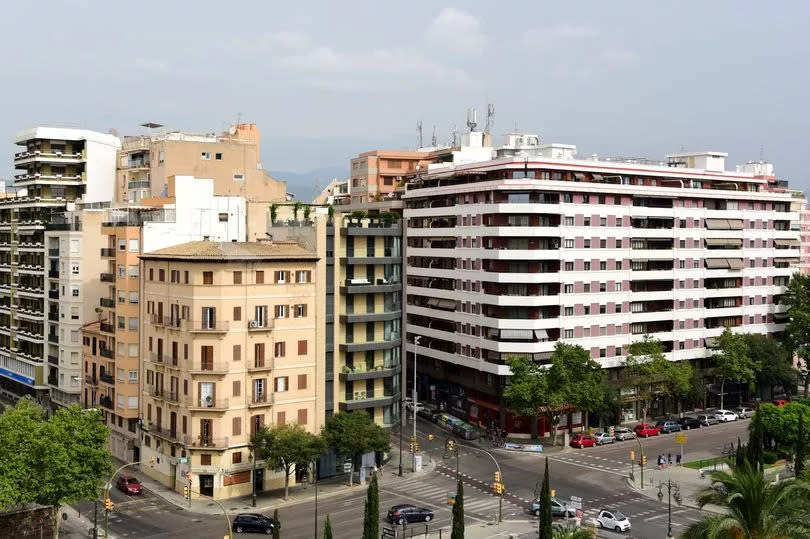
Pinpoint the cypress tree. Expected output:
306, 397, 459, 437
451, 479, 465, 539
362, 475, 379, 539
797, 408, 806, 478
539, 457, 553, 539
272, 508, 280, 539
735, 437, 745, 469
323, 515, 333, 539
747, 410, 764, 473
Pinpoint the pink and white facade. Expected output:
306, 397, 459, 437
402, 148, 800, 432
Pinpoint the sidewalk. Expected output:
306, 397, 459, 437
625, 464, 721, 513
61, 504, 118, 539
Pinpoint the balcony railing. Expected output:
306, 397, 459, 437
183, 436, 229, 449
149, 352, 166, 364
99, 372, 115, 385
249, 393, 272, 407
100, 273, 115, 283
100, 248, 115, 257
148, 425, 180, 442
48, 248, 59, 257
48, 311, 58, 321
48, 270, 59, 278
47, 334, 58, 344
85, 375, 97, 386
48, 290, 59, 299
247, 358, 274, 372
100, 322, 114, 334
48, 354, 58, 365
100, 298, 115, 308
187, 320, 230, 332
188, 398, 229, 410
149, 314, 181, 329
189, 362, 228, 374
99, 396, 114, 410
99, 347, 114, 359
247, 320, 273, 332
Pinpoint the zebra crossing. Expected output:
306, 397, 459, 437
550, 453, 629, 475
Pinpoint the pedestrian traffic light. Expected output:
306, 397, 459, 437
551, 489, 556, 498
630, 450, 635, 462
446, 439, 456, 451
104, 498, 114, 511
641, 455, 648, 466
410, 435, 417, 443
494, 471, 501, 482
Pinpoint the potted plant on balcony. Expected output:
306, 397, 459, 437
327, 204, 335, 224
204, 395, 213, 408
269, 203, 279, 225
303, 204, 312, 224
292, 201, 304, 222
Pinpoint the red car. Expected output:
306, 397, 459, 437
634, 424, 661, 438
116, 474, 143, 495
773, 399, 788, 407
569, 433, 597, 448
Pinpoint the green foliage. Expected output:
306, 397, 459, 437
269, 203, 279, 224
685, 370, 709, 410
744, 334, 797, 398
763, 451, 778, 465
551, 526, 594, 539
682, 461, 810, 539
747, 409, 765, 473
261, 423, 326, 499
323, 514, 333, 539
292, 201, 304, 220
303, 204, 312, 221
322, 412, 390, 486
538, 457, 553, 539
451, 479, 464, 539
362, 475, 379, 539
272, 508, 280, 539
757, 402, 810, 448
623, 335, 691, 421
713, 328, 757, 409
327, 204, 335, 223
781, 272, 810, 396
797, 408, 807, 478
0, 400, 112, 538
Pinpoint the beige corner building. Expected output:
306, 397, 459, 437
137, 240, 325, 500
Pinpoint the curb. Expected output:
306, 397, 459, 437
623, 476, 710, 513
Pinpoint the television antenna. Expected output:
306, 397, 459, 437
466, 108, 478, 132
484, 104, 495, 134
431, 126, 437, 147
417, 120, 423, 148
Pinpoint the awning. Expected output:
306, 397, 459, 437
534, 329, 549, 340
705, 337, 720, 348
705, 238, 743, 248
774, 239, 800, 248
425, 298, 440, 307
435, 298, 457, 310
573, 172, 586, 181
726, 219, 744, 230
591, 173, 604, 182
704, 218, 729, 230
775, 257, 800, 264
726, 258, 744, 270
500, 329, 535, 340
705, 258, 729, 269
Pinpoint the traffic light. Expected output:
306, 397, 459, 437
185, 471, 192, 481
492, 482, 505, 495
428, 434, 435, 441
104, 498, 114, 511
494, 471, 501, 483
183, 486, 190, 498
551, 489, 556, 498
641, 455, 648, 466
630, 450, 635, 462
446, 439, 456, 452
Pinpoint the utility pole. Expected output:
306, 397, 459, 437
657, 479, 680, 539
412, 336, 420, 472
93, 499, 98, 539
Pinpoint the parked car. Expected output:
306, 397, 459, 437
655, 420, 682, 434
531, 497, 575, 518
633, 424, 661, 438
569, 433, 597, 448
596, 509, 632, 532
773, 399, 788, 407
233, 513, 275, 534
696, 413, 719, 426
594, 431, 616, 445
387, 504, 434, 524
715, 409, 739, 422
613, 427, 636, 441
734, 406, 754, 419
678, 416, 702, 430
115, 475, 143, 495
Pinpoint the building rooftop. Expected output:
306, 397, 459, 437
15, 127, 121, 148
140, 240, 317, 261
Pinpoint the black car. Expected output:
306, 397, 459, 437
233, 513, 275, 534
678, 416, 701, 430
387, 504, 434, 524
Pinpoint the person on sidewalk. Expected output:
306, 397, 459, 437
667, 453, 673, 467
658, 455, 664, 470
676, 453, 682, 466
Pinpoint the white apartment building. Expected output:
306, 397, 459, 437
403, 134, 800, 434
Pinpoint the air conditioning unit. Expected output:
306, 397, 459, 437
249, 320, 259, 328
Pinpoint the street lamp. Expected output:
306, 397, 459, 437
657, 479, 681, 539
251, 438, 267, 507
311, 460, 319, 539
412, 336, 421, 472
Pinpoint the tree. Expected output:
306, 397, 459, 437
781, 272, 810, 397
327, 204, 335, 224
303, 204, 312, 222
538, 457, 553, 539
292, 201, 304, 221
747, 410, 765, 474
262, 423, 325, 499
0, 400, 112, 539
547, 343, 604, 430
323, 514, 333, 539
451, 479, 464, 539
551, 526, 593, 539
272, 508, 280, 539
797, 408, 806, 478
623, 335, 678, 423
505, 356, 547, 440
745, 334, 798, 400
685, 371, 709, 411
713, 328, 756, 410
682, 462, 810, 539
757, 402, 810, 449
269, 202, 279, 224
362, 474, 379, 539
322, 412, 390, 486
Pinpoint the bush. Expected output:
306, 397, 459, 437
763, 450, 778, 465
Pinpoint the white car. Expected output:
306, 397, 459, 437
597, 510, 631, 532
714, 409, 739, 422
594, 431, 616, 445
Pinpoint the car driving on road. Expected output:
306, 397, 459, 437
613, 427, 636, 441
596, 509, 631, 532
233, 513, 275, 534
116, 475, 143, 495
531, 497, 576, 518
387, 504, 434, 524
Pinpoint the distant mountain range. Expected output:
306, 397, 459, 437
268, 167, 347, 203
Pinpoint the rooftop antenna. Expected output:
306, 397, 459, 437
431, 125, 437, 147
484, 104, 495, 135
451, 125, 458, 147
466, 108, 478, 132
236, 112, 242, 125
417, 120, 423, 148
760, 145, 765, 162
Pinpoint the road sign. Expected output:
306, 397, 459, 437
569, 495, 582, 509
178, 457, 188, 464
675, 433, 687, 444
570, 496, 582, 502
382, 526, 396, 538
343, 462, 352, 472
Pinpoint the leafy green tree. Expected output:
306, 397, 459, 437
322, 412, 390, 486
757, 402, 810, 449
713, 328, 756, 410
504, 356, 556, 441
686, 370, 709, 411
292, 200, 304, 221
781, 272, 810, 397
0, 400, 112, 538
323, 514, 333, 539
451, 478, 464, 539
538, 457, 553, 539
797, 408, 806, 478
682, 461, 810, 539
547, 343, 604, 430
272, 508, 280, 539
269, 202, 279, 224
623, 335, 674, 422
551, 526, 593, 539
362, 474, 379, 539
595, 379, 623, 427
261, 423, 325, 499
747, 410, 765, 474
745, 334, 798, 400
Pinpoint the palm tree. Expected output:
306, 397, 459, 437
682, 462, 810, 539
552, 525, 593, 538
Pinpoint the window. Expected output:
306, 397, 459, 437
128, 265, 138, 278
277, 412, 286, 425
128, 239, 139, 252
584, 262, 591, 271
233, 306, 241, 321
564, 216, 574, 226
200, 454, 211, 465
564, 284, 573, 293
118, 239, 126, 251
582, 194, 590, 203
275, 305, 288, 318
564, 239, 574, 248
256, 271, 264, 284
129, 344, 138, 357
232, 417, 241, 436
294, 304, 307, 318
129, 291, 139, 303
615, 282, 622, 292
298, 409, 308, 425
584, 217, 591, 227
584, 239, 591, 248
232, 380, 241, 397
584, 283, 590, 293
233, 271, 242, 284
200, 346, 214, 370
297, 340, 308, 355
118, 316, 125, 329
600, 217, 607, 227
564, 329, 574, 339
158, 269, 165, 281
170, 270, 180, 283
215, 152, 223, 160
275, 271, 287, 284
600, 261, 607, 271
128, 370, 138, 383
296, 270, 311, 283
584, 306, 590, 315
254, 343, 265, 367
128, 396, 138, 409
564, 307, 574, 316
184, 271, 189, 284
680, 260, 685, 269
274, 342, 286, 357
232, 452, 242, 464
128, 317, 138, 331
233, 344, 241, 362
201, 152, 211, 160
203, 271, 213, 285
564, 262, 574, 271
201, 307, 216, 329
232, 175, 243, 183
274, 376, 289, 392
149, 268, 154, 280
600, 239, 607, 248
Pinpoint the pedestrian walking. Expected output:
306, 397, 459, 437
676, 453, 682, 466
667, 452, 673, 467
658, 454, 663, 470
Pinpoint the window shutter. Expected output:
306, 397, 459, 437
297, 374, 307, 389
232, 380, 240, 397
277, 411, 286, 425
297, 408, 308, 425
232, 417, 241, 436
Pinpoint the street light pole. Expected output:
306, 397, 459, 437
412, 336, 420, 472
398, 398, 404, 477
657, 479, 679, 539
251, 450, 258, 507
312, 461, 319, 539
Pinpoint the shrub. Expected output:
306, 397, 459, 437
763, 450, 778, 465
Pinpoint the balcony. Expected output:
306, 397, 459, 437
48, 290, 59, 299
150, 314, 182, 329
99, 347, 114, 359
100, 248, 115, 257
127, 180, 151, 189
48, 270, 59, 279
47, 333, 58, 344
249, 393, 273, 408
148, 386, 166, 399
148, 425, 181, 442
183, 436, 229, 449
189, 362, 228, 375
187, 320, 229, 333
149, 352, 166, 364
339, 338, 401, 353
100, 322, 115, 334
48, 248, 59, 257
99, 396, 114, 410
85, 375, 97, 386
188, 398, 230, 411
99, 372, 115, 385
247, 320, 273, 332
247, 358, 274, 373
48, 355, 58, 365
340, 279, 403, 295
340, 309, 402, 324
100, 298, 115, 308
339, 391, 400, 412
100, 273, 115, 283
339, 364, 399, 382
165, 391, 182, 404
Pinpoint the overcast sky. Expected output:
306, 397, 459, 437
1, 1, 809, 191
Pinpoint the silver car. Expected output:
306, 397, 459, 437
734, 407, 754, 419
697, 414, 719, 426
594, 431, 615, 445
613, 427, 636, 441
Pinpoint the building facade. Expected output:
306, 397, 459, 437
403, 147, 800, 434
0, 127, 119, 406
349, 151, 435, 205
138, 240, 325, 500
